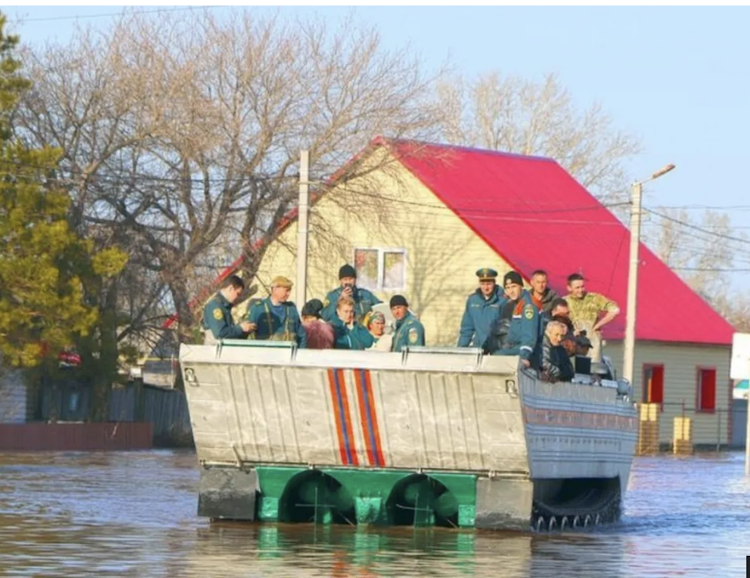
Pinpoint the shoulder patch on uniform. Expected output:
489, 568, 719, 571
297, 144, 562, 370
212, 308, 223, 320
324, 298, 330, 308
524, 304, 535, 320
408, 327, 419, 344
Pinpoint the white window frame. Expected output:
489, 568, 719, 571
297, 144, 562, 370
352, 247, 407, 291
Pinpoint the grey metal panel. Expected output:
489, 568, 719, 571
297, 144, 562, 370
110, 387, 136, 421
180, 344, 528, 473
518, 369, 637, 486
0, 370, 27, 424
180, 343, 637, 485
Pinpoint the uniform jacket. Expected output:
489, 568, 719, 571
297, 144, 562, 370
203, 292, 247, 340
247, 297, 307, 348
330, 317, 375, 350
483, 290, 540, 361
321, 286, 382, 323
457, 285, 505, 347
391, 312, 426, 352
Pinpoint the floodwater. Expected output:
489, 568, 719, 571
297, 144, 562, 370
0, 451, 748, 577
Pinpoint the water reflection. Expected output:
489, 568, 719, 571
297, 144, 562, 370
0, 450, 747, 576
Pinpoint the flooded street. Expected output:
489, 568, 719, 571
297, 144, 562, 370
0, 450, 748, 577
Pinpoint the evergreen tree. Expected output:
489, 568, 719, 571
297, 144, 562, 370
0, 13, 126, 387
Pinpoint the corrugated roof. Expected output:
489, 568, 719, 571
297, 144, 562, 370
388, 139, 734, 346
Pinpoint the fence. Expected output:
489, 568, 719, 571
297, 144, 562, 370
110, 382, 193, 447
635, 400, 747, 455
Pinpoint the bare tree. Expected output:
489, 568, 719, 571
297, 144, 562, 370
643, 207, 750, 329
643, 208, 735, 298
436, 72, 642, 203
17, 9, 447, 343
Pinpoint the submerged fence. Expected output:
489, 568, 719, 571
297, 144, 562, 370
636, 400, 747, 455
110, 383, 193, 447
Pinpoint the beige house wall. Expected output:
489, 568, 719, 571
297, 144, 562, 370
605, 340, 732, 446
244, 149, 520, 346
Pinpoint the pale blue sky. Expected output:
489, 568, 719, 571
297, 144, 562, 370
6, 6, 750, 286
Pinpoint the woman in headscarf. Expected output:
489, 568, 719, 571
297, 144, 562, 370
363, 310, 393, 352
300, 298, 335, 349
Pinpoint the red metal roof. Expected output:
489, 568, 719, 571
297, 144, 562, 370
389, 139, 734, 346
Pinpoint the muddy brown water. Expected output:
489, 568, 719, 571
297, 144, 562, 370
0, 450, 748, 577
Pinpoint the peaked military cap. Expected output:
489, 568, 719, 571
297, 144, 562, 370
476, 267, 498, 281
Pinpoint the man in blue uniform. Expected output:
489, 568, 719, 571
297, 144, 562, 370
482, 271, 540, 367
390, 295, 425, 352
321, 264, 382, 323
203, 275, 255, 344
457, 267, 505, 347
246, 276, 307, 347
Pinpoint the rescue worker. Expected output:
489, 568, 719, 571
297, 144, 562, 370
457, 267, 505, 348
331, 296, 375, 350
202, 275, 255, 344
390, 295, 425, 352
529, 269, 560, 316
482, 271, 539, 367
564, 273, 620, 362
321, 264, 382, 323
246, 276, 307, 347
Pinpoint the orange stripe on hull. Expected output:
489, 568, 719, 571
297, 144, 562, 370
336, 369, 359, 466
363, 369, 386, 467
327, 368, 349, 465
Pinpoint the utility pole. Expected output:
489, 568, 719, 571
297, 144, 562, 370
296, 150, 310, 308
622, 181, 642, 385
622, 164, 675, 386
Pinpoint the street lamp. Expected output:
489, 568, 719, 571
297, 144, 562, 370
622, 163, 676, 386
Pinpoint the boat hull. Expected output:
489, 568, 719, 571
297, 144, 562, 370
180, 342, 637, 530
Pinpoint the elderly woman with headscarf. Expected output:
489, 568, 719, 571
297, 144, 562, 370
300, 298, 335, 349
362, 310, 393, 352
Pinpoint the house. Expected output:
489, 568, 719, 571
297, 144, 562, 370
246, 138, 735, 447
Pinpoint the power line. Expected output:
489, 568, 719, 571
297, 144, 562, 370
643, 207, 750, 247
0, 158, 297, 185
13, 6, 207, 24
654, 204, 750, 212
325, 184, 630, 215
673, 267, 750, 272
